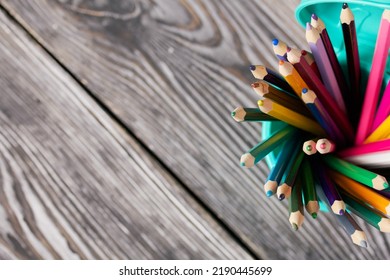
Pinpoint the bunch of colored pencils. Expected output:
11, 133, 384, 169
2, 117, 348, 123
232, 3, 390, 248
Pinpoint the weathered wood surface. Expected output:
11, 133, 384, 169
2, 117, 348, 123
0, 9, 252, 259
1, 0, 389, 259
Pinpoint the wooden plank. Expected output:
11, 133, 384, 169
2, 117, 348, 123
0, 9, 251, 260
3, 0, 388, 258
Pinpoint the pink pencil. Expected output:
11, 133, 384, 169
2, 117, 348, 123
372, 80, 390, 131
355, 10, 390, 145
338, 138, 390, 158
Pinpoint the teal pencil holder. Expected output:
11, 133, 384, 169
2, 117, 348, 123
262, 0, 390, 212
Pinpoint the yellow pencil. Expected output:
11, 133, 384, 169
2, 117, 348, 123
364, 115, 390, 143
278, 60, 309, 97
258, 99, 325, 136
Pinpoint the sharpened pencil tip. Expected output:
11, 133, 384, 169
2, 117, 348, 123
342, 3, 348, 9
240, 161, 245, 167
306, 22, 312, 30
311, 13, 318, 20
339, 209, 345, 215
231, 111, 236, 117
266, 190, 273, 197
311, 213, 317, 219
291, 223, 298, 231
360, 240, 368, 248
278, 194, 285, 201
272, 39, 279, 45
249, 65, 256, 71
257, 100, 264, 107
384, 182, 389, 188
302, 88, 308, 94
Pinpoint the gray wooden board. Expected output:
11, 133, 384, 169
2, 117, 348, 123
0, 8, 251, 259
1, 0, 389, 258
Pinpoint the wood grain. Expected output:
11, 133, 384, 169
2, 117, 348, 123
0, 9, 251, 260
2, 0, 390, 259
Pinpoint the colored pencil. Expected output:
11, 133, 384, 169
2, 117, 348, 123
316, 138, 336, 154
372, 81, 390, 131
286, 49, 354, 143
323, 154, 388, 190
365, 114, 390, 144
340, 150, 390, 169
306, 23, 347, 114
302, 159, 319, 218
249, 65, 294, 93
301, 88, 345, 144
302, 139, 317, 155
231, 107, 278, 122
277, 149, 304, 201
341, 3, 361, 127
251, 81, 311, 116
301, 50, 322, 79
264, 140, 297, 197
278, 60, 309, 97
315, 181, 367, 247
331, 171, 390, 215
257, 99, 325, 135
287, 47, 322, 84
288, 175, 304, 230
338, 139, 390, 168
342, 192, 390, 233
338, 138, 390, 158
311, 14, 349, 106
316, 165, 346, 215
355, 9, 390, 145
272, 39, 288, 61
240, 124, 295, 168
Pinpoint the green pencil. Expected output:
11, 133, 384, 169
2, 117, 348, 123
277, 148, 304, 200
342, 193, 390, 233
323, 155, 389, 190
231, 107, 278, 122
288, 174, 304, 230
240, 124, 295, 168
302, 159, 319, 218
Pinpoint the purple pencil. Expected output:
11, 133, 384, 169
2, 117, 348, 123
306, 22, 347, 115
311, 14, 349, 107
315, 164, 346, 215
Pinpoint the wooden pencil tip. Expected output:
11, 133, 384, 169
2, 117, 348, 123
339, 209, 345, 215
231, 111, 236, 117
384, 182, 389, 188
278, 194, 285, 201
249, 65, 256, 71
272, 38, 279, 46
251, 82, 259, 88
342, 3, 348, 9
311, 13, 318, 20
306, 22, 312, 30
311, 212, 318, 219
291, 223, 298, 231
302, 88, 308, 94
278, 60, 284, 65
257, 100, 264, 107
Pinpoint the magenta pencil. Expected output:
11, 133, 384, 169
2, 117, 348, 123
355, 10, 390, 145
306, 23, 347, 114
372, 81, 390, 132
338, 138, 390, 158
